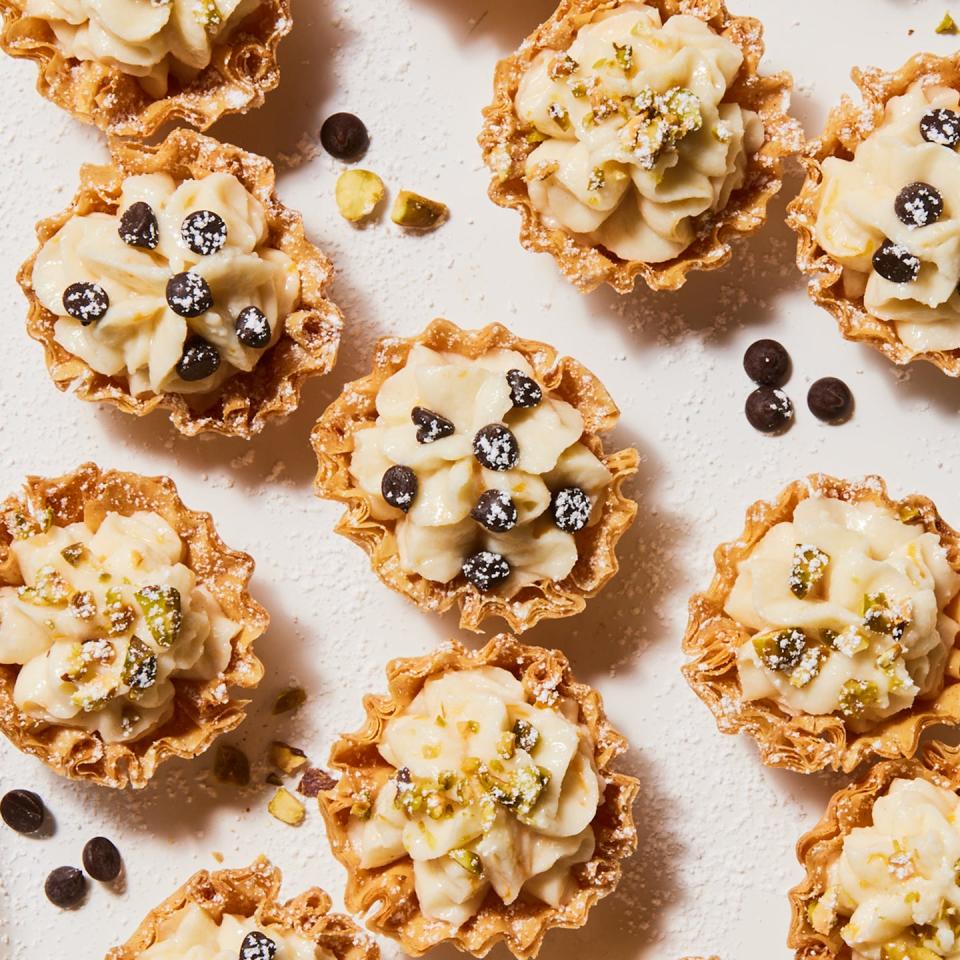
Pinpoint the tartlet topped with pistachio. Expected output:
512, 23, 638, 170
0, 463, 268, 789
479, 0, 799, 293
683, 475, 960, 773
310, 319, 638, 634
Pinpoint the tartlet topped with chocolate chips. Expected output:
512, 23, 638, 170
311, 319, 638, 634
19, 128, 343, 438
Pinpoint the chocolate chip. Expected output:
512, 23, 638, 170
381, 465, 417, 512
44, 866, 86, 909
473, 424, 519, 471
176, 336, 220, 382
895, 182, 943, 228
82, 837, 122, 882
470, 489, 518, 532
550, 487, 591, 532
872, 239, 920, 284
411, 406, 455, 444
235, 306, 271, 349
240, 931, 277, 960
62, 282, 108, 325
181, 210, 227, 256
807, 377, 853, 423
743, 339, 790, 386
745, 387, 793, 434
0, 789, 44, 834
920, 108, 960, 147
118, 201, 159, 249
506, 369, 542, 408
320, 112, 370, 161
461, 551, 510, 592
166, 271, 213, 317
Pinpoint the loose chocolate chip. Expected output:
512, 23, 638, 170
166, 271, 213, 317
743, 339, 790, 386
44, 866, 86, 909
745, 386, 793, 434
462, 551, 511, 592
176, 336, 221, 382
240, 931, 277, 960
63, 282, 109, 325
473, 423, 520, 471
82, 836, 122, 882
0, 789, 44, 834
181, 210, 227, 256
320, 112, 370, 161
550, 487, 592, 533
807, 377, 853, 423
118, 201, 159, 250
381, 465, 417, 512
506, 369, 542, 408
411, 406, 455, 444
235, 306, 271, 348
895, 182, 944, 228
471, 489, 518, 532
920, 107, 960, 147
872, 239, 921, 284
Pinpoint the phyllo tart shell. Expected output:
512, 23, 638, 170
682, 474, 960, 774
18, 128, 343, 439
317, 634, 640, 959
0, 462, 268, 789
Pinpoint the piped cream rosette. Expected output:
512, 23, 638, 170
318, 635, 639, 960
683, 475, 960, 774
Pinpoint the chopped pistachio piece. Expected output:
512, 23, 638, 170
18, 565, 69, 607
105, 588, 135, 636
273, 686, 307, 715
391, 190, 448, 231
60, 542, 87, 566
123, 636, 158, 694
72, 686, 117, 713
512, 718, 539, 753
335, 169, 385, 223
547, 101, 570, 131
135, 585, 182, 647
548, 53, 578, 79
481, 764, 549, 817
789, 544, 830, 599
297, 767, 336, 797
588, 166, 606, 192
613, 42, 634, 73
862, 592, 909, 639
214, 744, 250, 786
193, 0, 222, 28
269, 741, 308, 775
937, 12, 958, 34
268, 787, 305, 826
752, 628, 807, 672
787, 645, 825, 689
265, 772, 284, 787
838, 679, 880, 719
450, 847, 483, 875
68, 590, 97, 621
350, 788, 373, 820
496, 732, 516, 760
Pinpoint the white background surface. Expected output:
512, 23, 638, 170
1, 1, 959, 957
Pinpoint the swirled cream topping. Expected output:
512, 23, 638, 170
815, 81, 960, 353
350, 666, 602, 927
22, 0, 261, 98
0, 508, 239, 743
140, 903, 329, 960
513, 1, 764, 264
726, 496, 960, 725
809, 778, 960, 960
32, 171, 299, 398
349, 344, 612, 596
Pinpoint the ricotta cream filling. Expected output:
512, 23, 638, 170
139, 903, 329, 960
515, 1, 764, 264
810, 778, 960, 960
727, 497, 960, 725
351, 667, 602, 928
0, 510, 239, 743
33, 171, 299, 397
22, 0, 262, 98
815, 82, 960, 352
349, 345, 612, 596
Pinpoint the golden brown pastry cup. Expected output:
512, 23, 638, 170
478, 0, 801, 294
317, 633, 640, 959
0, 462, 268, 789
310, 318, 639, 634
106, 855, 379, 960
788, 741, 960, 960
682, 474, 960, 774
18, 128, 343, 439
0, 0, 289, 137
787, 54, 960, 377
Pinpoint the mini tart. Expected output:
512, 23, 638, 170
682, 474, 960, 774
317, 634, 640, 960
0, 0, 289, 137
788, 741, 960, 960
107, 856, 379, 960
478, 0, 800, 294
19, 128, 343, 439
310, 318, 638, 634
788, 54, 960, 377
0, 462, 267, 789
